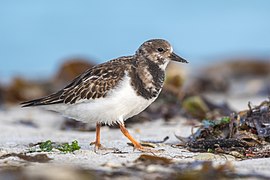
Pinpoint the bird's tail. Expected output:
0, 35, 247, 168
21, 91, 64, 107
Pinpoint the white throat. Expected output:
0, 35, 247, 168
159, 59, 170, 70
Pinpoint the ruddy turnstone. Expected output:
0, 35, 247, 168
21, 39, 188, 152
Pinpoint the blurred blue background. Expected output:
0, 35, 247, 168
0, 0, 270, 81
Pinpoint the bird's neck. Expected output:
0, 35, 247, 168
128, 56, 165, 100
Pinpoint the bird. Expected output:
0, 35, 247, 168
21, 39, 188, 152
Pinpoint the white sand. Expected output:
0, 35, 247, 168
0, 101, 270, 177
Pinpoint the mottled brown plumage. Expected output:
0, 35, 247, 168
21, 39, 188, 153
21, 57, 132, 106
22, 39, 188, 107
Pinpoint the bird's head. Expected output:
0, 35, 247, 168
136, 39, 188, 69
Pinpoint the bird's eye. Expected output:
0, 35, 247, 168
157, 48, 164, 52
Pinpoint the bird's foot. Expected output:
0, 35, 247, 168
90, 141, 103, 152
90, 141, 118, 153
133, 144, 163, 155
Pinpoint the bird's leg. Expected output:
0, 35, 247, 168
90, 123, 118, 152
119, 123, 155, 152
90, 122, 102, 151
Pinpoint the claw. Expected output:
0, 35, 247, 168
90, 141, 102, 152
133, 144, 162, 155
90, 141, 119, 153
119, 123, 163, 154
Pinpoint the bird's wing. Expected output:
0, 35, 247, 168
21, 57, 133, 107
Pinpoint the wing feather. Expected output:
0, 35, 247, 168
21, 56, 133, 107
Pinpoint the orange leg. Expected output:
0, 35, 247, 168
90, 123, 102, 151
119, 123, 154, 152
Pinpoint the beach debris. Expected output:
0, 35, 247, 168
127, 136, 169, 148
135, 154, 172, 165
237, 100, 270, 138
0, 153, 52, 163
29, 140, 81, 153
245, 145, 270, 158
182, 96, 209, 120
1, 160, 269, 180
38, 140, 54, 152
0, 166, 98, 180
173, 161, 235, 180
172, 160, 270, 180
176, 98, 270, 158
187, 139, 250, 153
182, 96, 233, 120
57, 140, 81, 153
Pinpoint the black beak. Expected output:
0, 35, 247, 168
170, 52, 188, 63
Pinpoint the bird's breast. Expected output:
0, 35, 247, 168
57, 74, 159, 125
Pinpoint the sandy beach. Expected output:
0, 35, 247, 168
0, 94, 269, 179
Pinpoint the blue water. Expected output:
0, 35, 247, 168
0, 0, 270, 81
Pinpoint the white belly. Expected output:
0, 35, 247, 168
43, 74, 159, 125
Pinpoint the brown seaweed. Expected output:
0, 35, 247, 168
177, 98, 270, 158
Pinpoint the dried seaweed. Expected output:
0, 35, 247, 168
177, 98, 270, 159
187, 139, 250, 152
237, 99, 270, 138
